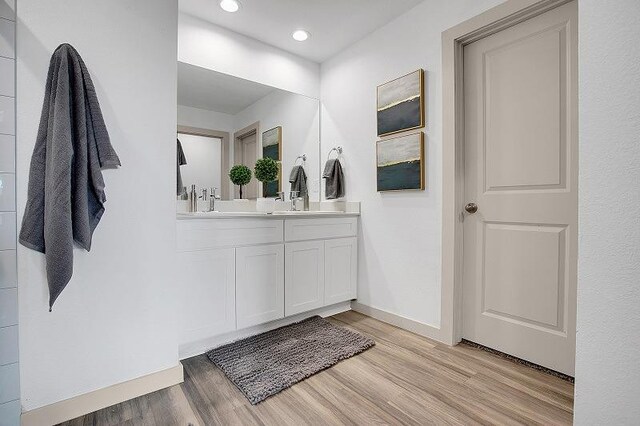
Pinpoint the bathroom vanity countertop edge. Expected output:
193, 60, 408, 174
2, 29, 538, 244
176, 212, 361, 220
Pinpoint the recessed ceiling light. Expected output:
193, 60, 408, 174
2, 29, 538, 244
292, 29, 310, 42
219, 0, 240, 13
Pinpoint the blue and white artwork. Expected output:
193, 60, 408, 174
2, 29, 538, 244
376, 132, 424, 191
377, 69, 424, 136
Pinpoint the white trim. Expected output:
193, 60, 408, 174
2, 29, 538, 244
179, 301, 352, 359
21, 364, 184, 426
351, 302, 442, 342
440, 0, 571, 345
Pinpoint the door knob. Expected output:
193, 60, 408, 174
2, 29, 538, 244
464, 203, 478, 214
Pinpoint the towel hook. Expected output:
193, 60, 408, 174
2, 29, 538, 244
327, 146, 343, 160
294, 154, 307, 165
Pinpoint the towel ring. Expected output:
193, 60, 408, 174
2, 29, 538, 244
294, 154, 307, 165
327, 146, 343, 160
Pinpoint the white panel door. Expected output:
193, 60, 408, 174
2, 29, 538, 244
234, 131, 258, 199
285, 241, 325, 316
462, 2, 577, 375
236, 244, 285, 329
324, 237, 357, 305
178, 248, 236, 345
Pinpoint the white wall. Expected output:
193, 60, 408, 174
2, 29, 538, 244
178, 13, 320, 99
574, 1, 640, 423
320, 0, 503, 327
16, 0, 179, 410
234, 90, 321, 200
177, 104, 234, 134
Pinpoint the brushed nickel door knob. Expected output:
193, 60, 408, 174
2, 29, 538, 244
465, 203, 478, 214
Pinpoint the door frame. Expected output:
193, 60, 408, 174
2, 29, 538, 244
440, 0, 573, 345
233, 121, 261, 198
177, 125, 231, 200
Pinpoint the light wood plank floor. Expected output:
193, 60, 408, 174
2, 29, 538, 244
59, 311, 574, 425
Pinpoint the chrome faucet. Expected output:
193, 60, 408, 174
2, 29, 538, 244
208, 187, 221, 212
289, 191, 301, 211
275, 191, 301, 211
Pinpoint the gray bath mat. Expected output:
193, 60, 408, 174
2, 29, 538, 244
206, 315, 375, 404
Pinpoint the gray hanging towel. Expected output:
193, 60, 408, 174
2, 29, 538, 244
177, 138, 187, 196
322, 159, 345, 199
289, 165, 308, 197
19, 44, 121, 311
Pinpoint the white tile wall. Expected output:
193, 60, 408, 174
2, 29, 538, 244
0, 250, 16, 288
0, 287, 17, 327
0, 362, 19, 403
0, 9, 16, 425
0, 213, 15, 250
0, 0, 15, 21
0, 134, 14, 173
0, 173, 14, 211
0, 57, 13, 96
0, 400, 20, 426
0, 95, 14, 135
0, 325, 17, 365
0, 18, 14, 59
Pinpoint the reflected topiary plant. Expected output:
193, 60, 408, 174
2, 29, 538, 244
254, 157, 279, 186
229, 164, 252, 199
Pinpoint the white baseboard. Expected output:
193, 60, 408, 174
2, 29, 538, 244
179, 301, 352, 359
350, 301, 445, 343
21, 364, 184, 426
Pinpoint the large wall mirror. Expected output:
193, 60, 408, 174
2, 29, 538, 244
176, 62, 320, 202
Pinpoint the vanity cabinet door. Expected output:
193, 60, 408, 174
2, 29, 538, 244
236, 244, 285, 329
324, 237, 358, 305
285, 241, 325, 316
178, 248, 236, 346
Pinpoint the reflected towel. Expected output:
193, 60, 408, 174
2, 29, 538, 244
322, 159, 345, 199
289, 165, 308, 197
19, 44, 121, 310
177, 139, 187, 196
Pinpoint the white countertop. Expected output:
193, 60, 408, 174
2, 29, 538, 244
176, 211, 360, 220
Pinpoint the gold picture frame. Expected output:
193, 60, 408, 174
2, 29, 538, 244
376, 131, 425, 192
376, 69, 425, 137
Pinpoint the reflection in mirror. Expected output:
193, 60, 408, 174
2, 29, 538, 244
176, 62, 320, 202
262, 126, 282, 197
177, 133, 221, 195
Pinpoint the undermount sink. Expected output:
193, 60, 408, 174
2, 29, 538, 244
177, 210, 346, 217
177, 211, 267, 216
271, 211, 343, 215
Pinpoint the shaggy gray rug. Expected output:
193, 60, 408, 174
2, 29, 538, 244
206, 315, 375, 404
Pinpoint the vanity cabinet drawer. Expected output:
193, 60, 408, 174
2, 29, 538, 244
284, 217, 357, 242
177, 219, 283, 251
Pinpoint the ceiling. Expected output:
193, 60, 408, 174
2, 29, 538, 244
178, 0, 424, 63
177, 62, 275, 113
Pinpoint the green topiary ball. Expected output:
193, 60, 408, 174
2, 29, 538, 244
254, 157, 279, 183
229, 164, 252, 186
